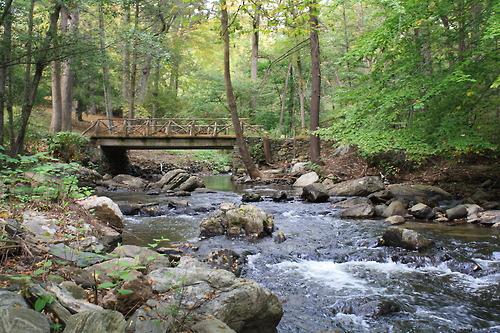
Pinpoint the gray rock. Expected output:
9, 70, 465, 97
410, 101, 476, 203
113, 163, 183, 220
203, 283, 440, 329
0, 290, 28, 309
63, 310, 126, 333
387, 184, 452, 206
290, 162, 308, 174
301, 183, 330, 203
368, 190, 392, 204
200, 204, 274, 239
0, 308, 50, 333
475, 210, 500, 226
293, 172, 319, 187
380, 227, 433, 251
22, 211, 59, 242
464, 204, 483, 217
374, 204, 387, 217
385, 216, 405, 225
152, 169, 186, 189
111, 245, 168, 267
162, 172, 190, 191
409, 203, 434, 220
274, 230, 287, 243
92, 224, 121, 251
46, 282, 103, 313
110, 174, 146, 191
84, 258, 142, 281
147, 257, 283, 333
333, 197, 374, 218
327, 176, 384, 197
241, 192, 263, 203
446, 205, 468, 220
49, 243, 107, 267
77, 196, 124, 229
271, 191, 289, 202
179, 176, 204, 192
192, 318, 236, 333
383, 200, 407, 217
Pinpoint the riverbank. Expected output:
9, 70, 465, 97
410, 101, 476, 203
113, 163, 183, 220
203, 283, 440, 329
0, 150, 498, 332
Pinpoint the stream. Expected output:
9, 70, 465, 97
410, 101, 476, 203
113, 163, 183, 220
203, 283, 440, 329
105, 176, 500, 333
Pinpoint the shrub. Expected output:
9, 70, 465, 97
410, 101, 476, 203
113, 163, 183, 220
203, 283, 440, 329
48, 132, 89, 163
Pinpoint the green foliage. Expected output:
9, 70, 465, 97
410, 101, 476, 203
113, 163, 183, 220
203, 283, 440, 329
0, 150, 93, 205
192, 150, 232, 173
34, 294, 54, 312
48, 132, 89, 163
319, 0, 499, 161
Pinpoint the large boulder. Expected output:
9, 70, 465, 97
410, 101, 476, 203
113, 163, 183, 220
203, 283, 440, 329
469, 210, 500, 226
333, 197, 374, 218
326, 176, 384, 197
301, 183, 330, 203
200, 204, 274, 239
383, 200, 407, 218
147, 257, 283, 333
446, 205, 468, 220
63, 310, 126, 333
387, 184, 452, 206
109, 174, 147, 191
178, 176, 204, 192
152, 169, 186, 189
46, 282, 103, 313
380, 227, 433, 251
77, 196, 124, 229
0, 308, 50, 333
409, 203, 434, 220
293, 172, 319, 187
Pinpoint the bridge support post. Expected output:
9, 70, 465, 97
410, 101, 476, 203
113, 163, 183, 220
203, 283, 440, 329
101, 146, 130, 175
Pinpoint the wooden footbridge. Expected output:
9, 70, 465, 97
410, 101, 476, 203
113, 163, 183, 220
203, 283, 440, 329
83, 118, 263, 150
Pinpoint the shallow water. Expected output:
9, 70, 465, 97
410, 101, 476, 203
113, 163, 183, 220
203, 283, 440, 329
106, 177, 500, 333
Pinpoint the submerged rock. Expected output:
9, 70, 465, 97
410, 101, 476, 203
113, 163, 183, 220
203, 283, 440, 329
380, 227, 433, 251
241, 192, 263, 203
77, 196, 124, 229
301, 183, 330, 203
331, 297, 402, 318
293, 172, 319, 187
200, 204, 274, 239
327, 176, 384, 197
271, 190, 289, 202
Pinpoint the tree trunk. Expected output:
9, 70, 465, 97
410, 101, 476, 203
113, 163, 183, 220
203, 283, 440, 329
122, 3, 131, 114
249, 2, 260, 112
14, 3, 62, 155
296, 56, 306, 129
308, 0, 321, 164
61, 6, 78, 131
152, 58, 161, 118
220, 0, 260, 179
279, 61, 292, 133
50, 60, 63, 133
342, 4, 352, 87
137, 54, 152, 103
128, 0, 140, 119
98, 3, 113, 128
169, 52, 179, 97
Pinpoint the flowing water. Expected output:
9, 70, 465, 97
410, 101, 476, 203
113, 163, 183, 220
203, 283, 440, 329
105, 176, 500, 333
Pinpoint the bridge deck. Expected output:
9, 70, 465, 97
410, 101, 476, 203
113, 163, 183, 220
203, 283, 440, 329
84, 118, 260, 150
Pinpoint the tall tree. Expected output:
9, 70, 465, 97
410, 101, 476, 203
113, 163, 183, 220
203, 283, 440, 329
220, 0, 260, 179
308, 0, 321, 163
98, 3, 113, 127
128, 0, 140, 119
61, 6, 79, 131
249, 1, 260, 112
14, 2, 62, 154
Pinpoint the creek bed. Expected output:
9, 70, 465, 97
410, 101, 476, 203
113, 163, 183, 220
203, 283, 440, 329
105, 176, 500, 333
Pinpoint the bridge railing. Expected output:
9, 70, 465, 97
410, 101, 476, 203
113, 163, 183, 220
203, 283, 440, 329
82, 118, 263, 137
